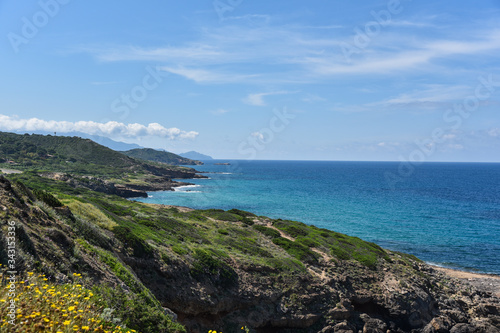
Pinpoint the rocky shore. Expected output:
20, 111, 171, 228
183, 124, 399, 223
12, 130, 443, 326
39, 170, 206, 198
432, 266, 500, 298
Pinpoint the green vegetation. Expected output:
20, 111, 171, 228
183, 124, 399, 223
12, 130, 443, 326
271, 219, 389, 269
32, 188, 63, 208
121, 148, 201, 165
0, 132, 405, 331
272, 237, 319, 264
0, 132, 138, 175
253, 225, 281, 238
0, 132, 198, 186
191, 248, 237, 284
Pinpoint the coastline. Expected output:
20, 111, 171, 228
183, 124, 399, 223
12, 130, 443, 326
431, 265, 500, 297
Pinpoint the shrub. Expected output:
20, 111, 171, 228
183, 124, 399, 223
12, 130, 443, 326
272, 237, 318, 264
253, 225, 281, 239
171, 244, 188, 255
112, 226, 154, 258
191, 249, 237, 284
32, 188, 63, 208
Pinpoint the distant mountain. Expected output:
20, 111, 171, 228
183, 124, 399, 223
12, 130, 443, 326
121, 148, 203, 165
180, 151, 213, 160
83, 135, 143, 151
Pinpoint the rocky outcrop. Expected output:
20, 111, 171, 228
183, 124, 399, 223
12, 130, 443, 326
125, 238, 500, 333
39, 172, 197, 198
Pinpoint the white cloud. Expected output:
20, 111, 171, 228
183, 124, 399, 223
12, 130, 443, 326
0, 115, 198, 140
243, 91, 297, 106
86, 44, 223, 63
332, 84, 475, 113
250, 132, 264, 140
159, 66, 259, 84
488, 128, 500, 137
302, 93, 326, 103
211, 109, 229, 115
388, 20, 437, 28
307, 29, 500, 76
76, 21, 500, 85
90, 81, 119, 86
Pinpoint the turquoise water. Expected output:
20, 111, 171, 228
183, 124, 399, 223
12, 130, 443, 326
135, 160, 500, 274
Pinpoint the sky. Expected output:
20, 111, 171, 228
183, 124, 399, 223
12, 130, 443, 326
0, 0, 499, 161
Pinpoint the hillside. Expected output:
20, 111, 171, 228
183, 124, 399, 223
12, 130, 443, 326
121, 148, 203, 166
1, 172, 499, 333
0, 131, 205, 197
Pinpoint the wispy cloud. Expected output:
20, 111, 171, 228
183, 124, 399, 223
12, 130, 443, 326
76, 21, 500, 84
243, 91, 297, 106
302, 93, 326, 103
332, 84, 475, 113
307, 30, 500, 75
0, 115, 198, 140
159, 66, 259, 84
388, 19, 437, 28
84, 44, 224, 63
90, 81, 119, 86
211, 108, 229, 115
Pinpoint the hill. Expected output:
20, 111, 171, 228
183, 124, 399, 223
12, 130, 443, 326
0, 131, 205, 197
179, 151, 213, 160
13, 130, 145, 151
121, 148, 203, 165
1, 172, 499, 332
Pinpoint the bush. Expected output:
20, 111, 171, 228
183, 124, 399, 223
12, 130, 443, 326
331, 246, 351, 260
191, 249, 237, 284
94, 285, 186, 333
272, 237, 318, 264
227, 208, 256, 217
32, 188, 63, 208
112, 225, 154, 258
253, 225, 281, 239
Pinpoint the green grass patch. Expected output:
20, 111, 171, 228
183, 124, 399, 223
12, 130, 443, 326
191, 248, 237, 284
253, 225, 281, 238
272, 237, 319, 264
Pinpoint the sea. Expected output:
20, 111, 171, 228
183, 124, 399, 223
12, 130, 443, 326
135, 160, 500, 275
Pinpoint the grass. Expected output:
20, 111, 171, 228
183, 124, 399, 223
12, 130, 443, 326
272, 219, 390, 269
62, 199, 117, 230
191, 248, 237, 285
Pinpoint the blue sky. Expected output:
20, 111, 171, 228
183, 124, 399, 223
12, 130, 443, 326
1, 0, 499, 161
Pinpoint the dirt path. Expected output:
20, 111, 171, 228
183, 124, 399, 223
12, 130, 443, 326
266, 223, 295, 241
0, 168, 22, 174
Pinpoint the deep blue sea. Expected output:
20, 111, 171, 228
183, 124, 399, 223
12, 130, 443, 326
135, 160, 500, 275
